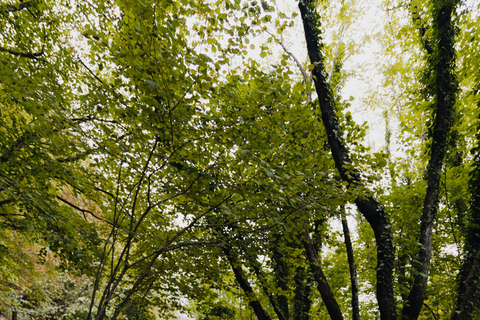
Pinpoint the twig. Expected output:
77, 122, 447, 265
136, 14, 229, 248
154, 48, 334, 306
57, 196, 112, 225
326, 24, 346, 84
422, 302, 438, 320
0, 46, 43, 60
266, 31, 312, 101
78, 57, 104, 84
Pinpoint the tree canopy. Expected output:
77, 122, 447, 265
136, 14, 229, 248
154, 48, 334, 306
1, 0, 480, 319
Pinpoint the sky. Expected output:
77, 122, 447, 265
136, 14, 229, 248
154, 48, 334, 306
256, 0, 397, 153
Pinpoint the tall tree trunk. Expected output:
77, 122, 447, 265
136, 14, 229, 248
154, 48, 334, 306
398, 248, 410, 303
223, 246, 272, 320
293, 266, 312, 320
402, 0, 457, 318
452, 251, 480, 320
452, 112, 480, 319
341, 208, 360, 320
245, 247, 288, 320
303, 227, 344, 320
298, 1, 396, 319
271, 233, 291, 320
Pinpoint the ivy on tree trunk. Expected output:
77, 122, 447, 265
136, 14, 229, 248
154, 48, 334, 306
402, 0, 458, 318
298, 1, 396, 318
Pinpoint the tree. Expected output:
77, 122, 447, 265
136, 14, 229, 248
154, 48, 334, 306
298, 0, 479, 319
2, 0, 480, 319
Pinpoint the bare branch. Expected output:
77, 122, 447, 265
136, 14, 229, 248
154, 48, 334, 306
422, 302, 438, 320
78, 57, 104, 84
109, 195, 233, 320
326, 24, 346, 84
56, 196, 112, 225
279, 40, 308, 82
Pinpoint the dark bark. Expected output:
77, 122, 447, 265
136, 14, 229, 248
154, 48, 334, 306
0, 46, 43, 60
245, 249, 288, 320
398, 248, 410, 303
341, 210, 360, 320
293, 266, 311, 320
0, 199, 14, 207
223, 246, 272, 320
298, 1, 396, 319
402, 1, 457, 319
452, 250, 480, 320
303, 227, 344, 320
56, 196, 111, 224
271, 234, 290, 320
452, 112, 480, 320
0, 134, 29, 163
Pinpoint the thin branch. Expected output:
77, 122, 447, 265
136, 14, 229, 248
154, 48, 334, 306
57, 196, 112, 225
278, 39, 309, 82
109, 195, 233, 320
78, 57, 104, 84
326, 24, 346, 84
0, 46, 43, 60
266, 31, 312, 101
94, 186, 116, 199
56, 148, 97, 163
422, 302, 438, 320
126, 140, 159, 262
341, 207, 360, 320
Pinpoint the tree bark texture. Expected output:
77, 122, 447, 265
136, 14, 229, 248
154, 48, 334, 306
402, 1, 457, 319
452, 113, 480, 319
223, 246, 272, 320
298, 1, 396, 319
271, 234, 291, 320
303, 228, 344, 320
245, 249, 288, 320
452, 250, 480, 320
293, 266, 312, 320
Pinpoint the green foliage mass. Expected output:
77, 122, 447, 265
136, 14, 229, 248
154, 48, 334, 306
1, 0, 480, 319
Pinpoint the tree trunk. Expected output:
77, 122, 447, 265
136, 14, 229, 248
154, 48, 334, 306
341, 209, 360, 320
452, 250, 480, 320
402, 1, 457, 318
223, 246, 272, 320
298, 1, 396, 319
271, 233, 291, 320
452, 113, 480, 319
303, 227, 344, 320
293, 266, 312, 320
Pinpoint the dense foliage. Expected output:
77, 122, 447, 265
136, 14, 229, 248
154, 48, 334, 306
1, 0, 480, 319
